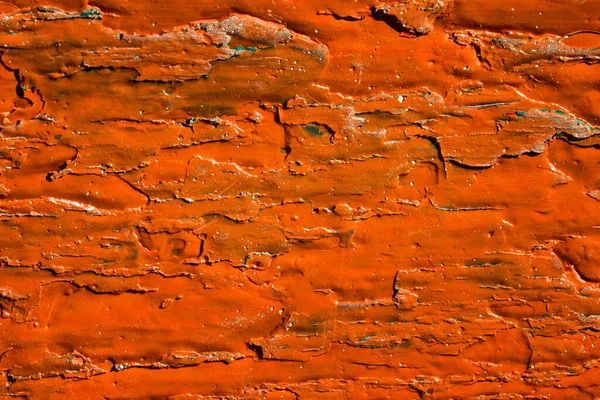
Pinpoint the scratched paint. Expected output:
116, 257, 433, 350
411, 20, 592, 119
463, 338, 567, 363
1, 0, 600, 398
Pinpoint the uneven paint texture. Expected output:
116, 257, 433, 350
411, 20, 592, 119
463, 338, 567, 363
1, 0, 600, 398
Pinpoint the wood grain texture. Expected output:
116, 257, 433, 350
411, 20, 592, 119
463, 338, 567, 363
1, 1, 600, 398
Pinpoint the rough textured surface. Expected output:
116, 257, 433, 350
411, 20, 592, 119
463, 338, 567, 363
1, 0, 600, 398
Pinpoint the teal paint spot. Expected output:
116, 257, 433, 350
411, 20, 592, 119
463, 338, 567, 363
575, 118, 599, 132
539, 108, 565, 114
80, 8, 102, 19
359, 334, 377, 342
234, 46, 258, 52
304, 124, 325, 137
516, 111, 526, 117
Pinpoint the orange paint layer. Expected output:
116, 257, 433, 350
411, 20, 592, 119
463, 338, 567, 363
1, 1, 600, 398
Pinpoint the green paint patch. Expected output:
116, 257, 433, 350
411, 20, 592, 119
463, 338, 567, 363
28, 6, 102, 20
80, 8, 102, 19
575, 118, 599, 132
515, 108, 599, 134
234, 46, 258, 52
359, 334, 377, 342
538, 109, 566, 115
515, 109, 568, 117
304, 124, 327, 137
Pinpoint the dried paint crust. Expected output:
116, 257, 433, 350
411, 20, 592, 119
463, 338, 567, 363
1, 0, 600, 398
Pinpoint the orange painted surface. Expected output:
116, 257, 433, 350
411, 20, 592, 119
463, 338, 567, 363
1, 1, 600, 398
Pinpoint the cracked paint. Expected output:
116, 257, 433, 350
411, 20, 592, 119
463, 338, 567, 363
1, 0, 600, 399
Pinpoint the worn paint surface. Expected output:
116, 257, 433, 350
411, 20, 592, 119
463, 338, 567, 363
1, 0, 600, 398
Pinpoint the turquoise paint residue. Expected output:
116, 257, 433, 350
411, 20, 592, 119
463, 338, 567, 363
512, 108, 599, 133
80, 8, 102, 19
234, 46, 258, 53
359, 334, 377, 342
515, 109, 567, 117
304, 124, 326, 137
539, 109, 566, 115
575, 118, 599, 132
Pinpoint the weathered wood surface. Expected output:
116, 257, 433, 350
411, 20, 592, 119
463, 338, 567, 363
1, 0, 600, 398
